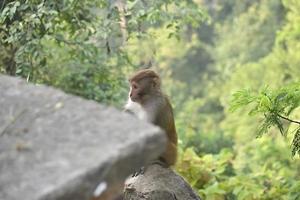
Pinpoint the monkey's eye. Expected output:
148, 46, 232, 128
132, 84, 138, 89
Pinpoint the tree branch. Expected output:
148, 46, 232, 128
1, 0, 6, 11
277, 114, 300, 125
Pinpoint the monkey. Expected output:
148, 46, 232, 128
124, 69, 177, 167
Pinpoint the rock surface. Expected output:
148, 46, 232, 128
0, 75, 166, 200
124, 164, 201, 200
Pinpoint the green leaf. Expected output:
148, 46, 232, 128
127, 0, 139, 10
9, 1, 20, 20
229, 89, 256, 112
291, 128, 300, 156
259, 95, 272, 109
274, 116, 285, 136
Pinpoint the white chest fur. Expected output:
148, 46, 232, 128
124, 99, 149, 121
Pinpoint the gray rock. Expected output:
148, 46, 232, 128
124, 164, 201, 200
0, 75, 166, 200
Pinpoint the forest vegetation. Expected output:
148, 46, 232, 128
1, 0, 300, 199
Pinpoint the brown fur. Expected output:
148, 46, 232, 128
129, 69, 161, 87
128, 69, 177, 166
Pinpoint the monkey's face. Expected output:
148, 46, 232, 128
129, 79, 154, 104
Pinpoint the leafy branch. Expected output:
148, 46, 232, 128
277, 114, 300, 125
230, 83, 300, 156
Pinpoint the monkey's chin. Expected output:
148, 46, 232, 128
130, 97, 139, 103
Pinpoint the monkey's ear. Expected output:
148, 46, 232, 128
152, 77, 160, 88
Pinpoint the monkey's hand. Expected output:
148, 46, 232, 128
124, 109, 135, 115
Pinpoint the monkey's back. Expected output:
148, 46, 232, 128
154, 95, 177, 166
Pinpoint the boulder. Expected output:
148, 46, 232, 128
0, 75, 166, 200
124, 164, 201, 200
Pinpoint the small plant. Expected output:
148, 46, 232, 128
230, 83, 300, 156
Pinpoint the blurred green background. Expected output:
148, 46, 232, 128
1, 0, 300, 199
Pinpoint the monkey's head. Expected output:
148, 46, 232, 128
128, 69, 161, 104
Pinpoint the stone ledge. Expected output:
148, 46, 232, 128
0, 75, 166, 200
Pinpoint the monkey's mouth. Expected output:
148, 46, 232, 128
130, 96, 139, 103
131, 93, 144, 102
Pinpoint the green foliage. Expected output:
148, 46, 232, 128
173, 0, 300, 199
212, 0, 284, 77
2, 0, 300, 199
174, 97, 233, 154
0, 0, 204, 104
231, 83, 300, 155
177, 143, 300, 199
0, 0, 99, 74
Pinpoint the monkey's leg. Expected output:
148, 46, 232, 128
132, 142, 177, 176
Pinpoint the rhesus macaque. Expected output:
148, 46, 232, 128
124, 69, 177, 166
